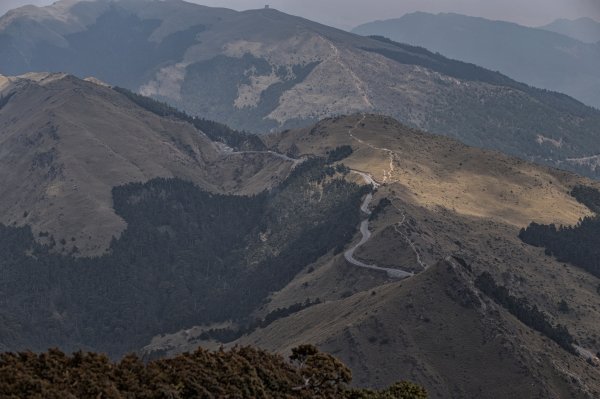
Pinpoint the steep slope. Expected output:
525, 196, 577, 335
146, 115, 600, 398
2, 1, 600, 179
352, 12, 600, 110
0, 75, 377, 357
540, 17, 600, 44
238, 260, 599, 398
0, 72, 293, 255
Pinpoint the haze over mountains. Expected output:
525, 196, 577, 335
2, 1, 600, 397
0, 0, 47, 17
352, 12, 600, 111
2, 0, 600, 181
541, 17, 600, 43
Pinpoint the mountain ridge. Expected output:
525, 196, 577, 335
352, 12, 600, 110
2, 0, 600, 180
0, 72, 293, 255
142, 113, 600, 398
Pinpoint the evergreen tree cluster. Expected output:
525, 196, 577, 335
0, 159, 367, 357
326, 145, 354, 164
571, 185, 600, 214
199, 299, 322, 344
369, 198, 392, 221
519, 218, 600, 278
113, 86, 266, 151
475, 272, 575, 353
0, 345, 427, 398
519, 185, 600, 278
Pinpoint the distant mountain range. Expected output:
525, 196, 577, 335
2, 0, 600, 180
352, 12, 600, 110
540, 17, 600, 43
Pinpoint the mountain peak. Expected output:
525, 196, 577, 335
0, 73, 290, 255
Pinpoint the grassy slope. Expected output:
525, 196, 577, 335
149, 114, 600, 397
0, 74, 293, 255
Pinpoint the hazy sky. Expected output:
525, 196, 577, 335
1, 0, 599, 30
195, 0, 600, 29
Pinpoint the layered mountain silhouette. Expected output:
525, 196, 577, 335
146, 113, 600, 398
2, 2, 600, 398
2, 1, 600, 179
540, 17, 600, 44
353, 12, 600, 111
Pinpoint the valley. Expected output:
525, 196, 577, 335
1, 1, 600, 398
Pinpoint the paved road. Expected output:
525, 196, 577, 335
225, 150, 305, 168
344, 170, 413, 279
224, 133, 412, 279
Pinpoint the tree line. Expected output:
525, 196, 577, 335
0, 157, 368, 357
475, 272, 575, 353
519, 185, 600, 279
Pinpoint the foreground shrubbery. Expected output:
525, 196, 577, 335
0, 345, 426, 398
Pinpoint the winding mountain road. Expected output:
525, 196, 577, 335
224, 149, 306, 168
348, 114, 397, 183
225, 122, 414, 279
344, 170, 414, 279
340, 116, 414, 278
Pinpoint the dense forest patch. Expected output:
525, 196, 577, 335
113, 86, 266, 151
198, 299, 322, 344
0, 158, 368, 356
519, 185, 600, 278
475, 272, 576, 353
